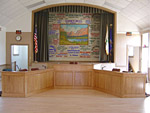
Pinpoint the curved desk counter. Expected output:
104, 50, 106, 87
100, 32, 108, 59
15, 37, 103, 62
94, 70, 146, 98
1, 64, 146, 98
2, 69, 54, 97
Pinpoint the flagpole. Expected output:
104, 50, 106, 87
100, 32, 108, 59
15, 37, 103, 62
109, 24, 113, 62
34, 26, 38, 62
34, 32, 37, 62
35, 50, 37, 62
34, 18, 38, 62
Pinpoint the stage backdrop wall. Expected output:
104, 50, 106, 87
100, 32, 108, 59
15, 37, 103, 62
48, 13, 101, 61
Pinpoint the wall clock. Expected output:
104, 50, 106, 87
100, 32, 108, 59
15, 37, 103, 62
15, 35, 22, 41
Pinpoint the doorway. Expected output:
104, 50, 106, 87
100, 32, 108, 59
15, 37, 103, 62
11, 45, 28, 71
127, 45, 140, 73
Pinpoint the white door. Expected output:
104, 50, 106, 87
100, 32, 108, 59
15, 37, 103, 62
11, 45, 28, 71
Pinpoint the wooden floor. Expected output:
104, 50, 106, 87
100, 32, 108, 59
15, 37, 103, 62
0, 81, 150, 113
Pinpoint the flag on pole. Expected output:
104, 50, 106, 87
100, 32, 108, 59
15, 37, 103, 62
105, 25, 109, 55
34, 30, 38, 54
109, 25, 113, 56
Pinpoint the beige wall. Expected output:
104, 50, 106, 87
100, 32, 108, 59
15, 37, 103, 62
6, 12, 32, 32
5, 32, 141, 69
6, 32, 32, 65
115, 33, 141, 70
5, 33, 141, 69
117, 14, 139, 33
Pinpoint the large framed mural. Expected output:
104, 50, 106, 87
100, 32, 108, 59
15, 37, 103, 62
60, 24, 89, 45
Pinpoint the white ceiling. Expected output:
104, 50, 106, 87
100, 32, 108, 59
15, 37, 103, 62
0, 0, 150, 32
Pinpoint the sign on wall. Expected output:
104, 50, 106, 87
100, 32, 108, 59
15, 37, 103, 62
48, 13, 101, 61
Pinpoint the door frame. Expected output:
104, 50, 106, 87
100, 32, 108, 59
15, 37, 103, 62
10, 44, 29, 70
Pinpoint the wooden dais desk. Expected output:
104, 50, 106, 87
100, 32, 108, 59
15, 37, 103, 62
1, 64, 146, 98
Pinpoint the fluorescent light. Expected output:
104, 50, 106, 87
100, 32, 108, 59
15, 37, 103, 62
26, 1, 45, 9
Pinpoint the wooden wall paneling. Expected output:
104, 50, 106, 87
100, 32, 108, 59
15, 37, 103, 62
122, 74, 146, 97
9, 76, 25, 93
27, 74, 32, 92
89, 71, 92, 87
99, 73, 105, 90
91, 71, 95, 87
27, 74, 32, 93
43, 72, 48, 89
120, 75, 124, 97
35, 74, 41, 91
105, 74, 112, 92
2, 69, 54, 97
46, 71, 54, 88
46, 71, 50, 87
55, 71, 73, 86
111, 76, 121, 95
53, 64, 93, 71
53, 64, 94, 88
93, 70, 146, 98
74, 71, 92, 87
2, 72, 25, 97
2, 66, 146, 98
24, 74, 28, 97
41, 73, 46, 89
94, 72, 99, 88
25, 69, 54, 97
124, 76, 132, 94
26, 69, 54, 96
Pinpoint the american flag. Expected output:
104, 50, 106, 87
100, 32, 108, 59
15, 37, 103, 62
34, 32, 38, 53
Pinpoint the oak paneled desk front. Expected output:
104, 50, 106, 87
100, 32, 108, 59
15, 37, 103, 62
2, 69, 54, 97
1, 64, 146, 98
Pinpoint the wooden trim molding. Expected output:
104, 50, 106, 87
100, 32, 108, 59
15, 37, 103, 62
32, 3, 116, 14
31, 3, 117, 63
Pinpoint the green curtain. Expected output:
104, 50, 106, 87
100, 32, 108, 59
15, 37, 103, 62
99, 12, 114, 62
34, 10, 49, 62
33, 7, 114, 62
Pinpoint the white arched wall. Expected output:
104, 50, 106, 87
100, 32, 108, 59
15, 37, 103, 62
0, 26, 6, 65
4, 3, 141, 71
6, 12, 32, 32
117, 13, 139, 33
5, 11, 140, 33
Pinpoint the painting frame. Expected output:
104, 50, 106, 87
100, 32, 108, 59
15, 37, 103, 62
59, 24, 89, 45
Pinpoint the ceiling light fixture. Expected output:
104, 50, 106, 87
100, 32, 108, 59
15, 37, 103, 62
26, 0, 45, 9
127, 0, 133, 2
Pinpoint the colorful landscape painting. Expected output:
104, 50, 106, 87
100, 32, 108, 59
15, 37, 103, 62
60, 24, 88, 45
